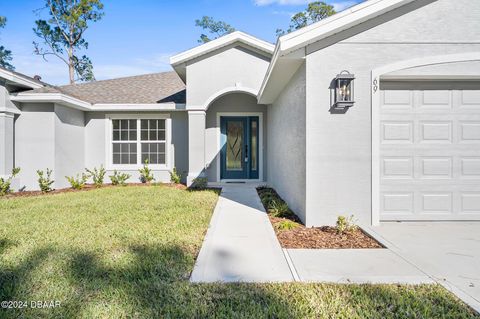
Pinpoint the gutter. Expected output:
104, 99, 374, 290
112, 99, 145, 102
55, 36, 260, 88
10, 93, 186, 112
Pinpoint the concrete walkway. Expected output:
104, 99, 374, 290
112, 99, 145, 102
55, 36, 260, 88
190, 184, 294, 282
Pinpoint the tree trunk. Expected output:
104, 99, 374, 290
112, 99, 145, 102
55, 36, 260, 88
68, 44, 74, 84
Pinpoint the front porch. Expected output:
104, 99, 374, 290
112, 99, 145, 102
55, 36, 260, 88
187, 92, 267, 186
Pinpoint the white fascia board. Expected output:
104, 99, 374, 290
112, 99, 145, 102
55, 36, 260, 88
11, 93, 92, 111
93, 103, 187, 111
0, 69, 44, 89
258, 0, 417, 103
279, 0, 416, 55
170, 31, 274, 66
11, 93, 186, 112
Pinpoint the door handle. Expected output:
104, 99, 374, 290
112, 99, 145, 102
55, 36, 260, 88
245, 144, 248, 162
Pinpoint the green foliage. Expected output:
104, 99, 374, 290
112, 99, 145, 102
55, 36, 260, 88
169, 167, 181, 184
191, 177, 208, 189
195, 16, 235, 43
0, 167, 20, 196
86, 165, 106, 187
109, 170, 130, 186
269, 200, 291, 218
0, 16, 14, 70
275, 219, 300, 231
33, 0, 104, 83
65, 173, 88, 190
336, 215, 358, 235
276, 1, 336, 37
139, 159, 155, 183
37, 168, 54, 193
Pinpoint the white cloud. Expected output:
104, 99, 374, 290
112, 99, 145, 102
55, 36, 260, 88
331, 1, 358, 11
255, 0, 308, 5
11, 49, 175, 85
255, 0, 359, 11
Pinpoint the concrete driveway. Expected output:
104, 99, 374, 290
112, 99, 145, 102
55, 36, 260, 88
369, 222, 480, 313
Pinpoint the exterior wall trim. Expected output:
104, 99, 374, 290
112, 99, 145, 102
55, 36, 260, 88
215, 112, 264, 183
188, 86, 259, 111
370, 52, 480, 225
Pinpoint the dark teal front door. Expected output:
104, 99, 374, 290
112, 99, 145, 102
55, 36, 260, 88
220, 116, 259, 180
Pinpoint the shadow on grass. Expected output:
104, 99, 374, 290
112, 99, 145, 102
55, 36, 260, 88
0, 243, 478, 318
62, 244, 298, 318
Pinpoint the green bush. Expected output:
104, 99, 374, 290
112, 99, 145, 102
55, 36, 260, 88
169, 167, 181, 184
65, 173, 89, 190
191, 177, 208, 189
86, 166, 106, 187
0, 167, 20, 196
37, 168, 54, 193
336, 215, 358, 234
109, 170, 130, 186
139, 159, 155, 183
275, 219, 299, 231
269, 199, 290, 218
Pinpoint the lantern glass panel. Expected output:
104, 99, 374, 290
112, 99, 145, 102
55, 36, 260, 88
336, 79, 353, 102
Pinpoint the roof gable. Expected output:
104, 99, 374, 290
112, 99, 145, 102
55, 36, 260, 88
170, 31, 275, 81
258, 0, 423, 104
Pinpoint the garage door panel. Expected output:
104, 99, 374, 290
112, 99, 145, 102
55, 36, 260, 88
379, 85, 480, 221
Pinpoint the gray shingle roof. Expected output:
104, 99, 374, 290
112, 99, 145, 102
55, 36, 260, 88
29, 71, 186, 104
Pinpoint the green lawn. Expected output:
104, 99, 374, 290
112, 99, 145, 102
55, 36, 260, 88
0, 186, 477, 318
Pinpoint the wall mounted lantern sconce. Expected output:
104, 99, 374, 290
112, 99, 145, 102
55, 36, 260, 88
332, 71, 355, 110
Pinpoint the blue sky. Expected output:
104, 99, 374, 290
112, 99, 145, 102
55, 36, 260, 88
1, 0, 360, 85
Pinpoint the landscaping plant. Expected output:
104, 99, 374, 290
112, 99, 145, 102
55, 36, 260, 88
336, 215, 358, 235
109, 170, 130, 186
169, 167, 181, 184
0, 167, 20, 196
139, 159, 154, 183
191, 177, 208, 189
275, 219, 300, 231
37, 168, 54, 192
86, 165, 106, 187
65, 173, 89, 190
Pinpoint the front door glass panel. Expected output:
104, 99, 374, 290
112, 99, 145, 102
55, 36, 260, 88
226, 120, 244, 171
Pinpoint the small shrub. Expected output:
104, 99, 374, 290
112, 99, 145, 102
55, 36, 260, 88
0, 167, 20, 196
191, 177, 208, 189
275, 220, 299, 231
109, 170, 130, 186
169, 167, 181, 184
65, 173, 88, 190
86, 166, 106, 187
336, 215, 358, 235
139, 159, 155, 183
37, 168, 54, 193
269, 200, 290, 218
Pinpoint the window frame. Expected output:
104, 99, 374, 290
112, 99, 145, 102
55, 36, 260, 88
105, 114, 171, 170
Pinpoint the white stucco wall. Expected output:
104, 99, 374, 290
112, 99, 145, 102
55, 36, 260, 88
205, 93, 267, 182
186, 44, 271, 108
54, 104, 85, 189
268, 63, 307, 223
15, 103, 56, 190
304, 0, 480, 225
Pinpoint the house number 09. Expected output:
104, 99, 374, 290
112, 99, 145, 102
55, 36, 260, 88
372, 78, 378, 93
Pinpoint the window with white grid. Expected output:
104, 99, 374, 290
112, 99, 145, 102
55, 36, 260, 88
110, 117, 167, 167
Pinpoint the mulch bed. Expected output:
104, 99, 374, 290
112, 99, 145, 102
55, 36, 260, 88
2, 182, 187, 198
270, 216, 383, 249
257, 187, 383, 249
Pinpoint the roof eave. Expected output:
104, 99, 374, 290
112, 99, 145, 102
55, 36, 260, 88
257, 0, 418, 104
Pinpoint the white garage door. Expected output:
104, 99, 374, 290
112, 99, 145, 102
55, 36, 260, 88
379, 82, 480, 221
